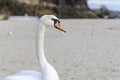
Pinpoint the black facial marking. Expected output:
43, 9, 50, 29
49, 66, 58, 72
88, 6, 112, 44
51, 18, 60, 24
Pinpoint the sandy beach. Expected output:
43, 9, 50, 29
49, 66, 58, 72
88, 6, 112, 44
0, 19, 120, 80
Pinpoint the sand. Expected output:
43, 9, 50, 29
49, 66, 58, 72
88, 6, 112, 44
0, 19, 120, 80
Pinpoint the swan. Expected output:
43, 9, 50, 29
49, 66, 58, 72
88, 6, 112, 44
4, 15, 66, 80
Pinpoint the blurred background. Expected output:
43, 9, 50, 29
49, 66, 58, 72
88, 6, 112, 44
0, 0, 120, 20
1, 1, 120, 80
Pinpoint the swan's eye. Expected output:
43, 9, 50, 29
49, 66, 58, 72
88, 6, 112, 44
58, 20, 60, 23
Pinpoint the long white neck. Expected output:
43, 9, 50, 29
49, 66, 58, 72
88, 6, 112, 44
36, 21, 59, 80
36, 23, 48, 70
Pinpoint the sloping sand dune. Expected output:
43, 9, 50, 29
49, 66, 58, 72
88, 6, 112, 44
0, 19, 120, 80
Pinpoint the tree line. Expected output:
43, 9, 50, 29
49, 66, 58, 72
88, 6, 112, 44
0, 0, 110, 18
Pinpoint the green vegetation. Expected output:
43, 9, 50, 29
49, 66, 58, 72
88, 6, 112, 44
0, 0, 36, 16
0, 0, 110, 19
100, 5, 110, 16
93, 5, 110, 18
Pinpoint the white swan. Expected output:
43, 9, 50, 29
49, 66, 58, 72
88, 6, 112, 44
4, 15, 66, 80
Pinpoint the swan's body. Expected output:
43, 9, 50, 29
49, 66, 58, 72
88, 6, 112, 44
4, 15, 65, 80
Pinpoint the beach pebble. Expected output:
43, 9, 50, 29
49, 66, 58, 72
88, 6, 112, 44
8, 32, 13, 36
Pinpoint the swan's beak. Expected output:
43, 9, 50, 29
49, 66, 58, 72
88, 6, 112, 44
55, 21, 66, 33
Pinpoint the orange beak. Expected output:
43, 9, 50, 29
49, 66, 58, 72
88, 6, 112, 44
55, 21, 66, 33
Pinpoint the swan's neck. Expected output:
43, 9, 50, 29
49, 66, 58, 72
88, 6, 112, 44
36, 22, 59, 80
36, 23, 48, 69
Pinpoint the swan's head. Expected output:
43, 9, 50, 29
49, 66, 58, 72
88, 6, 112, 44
40, 15, 66, 32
